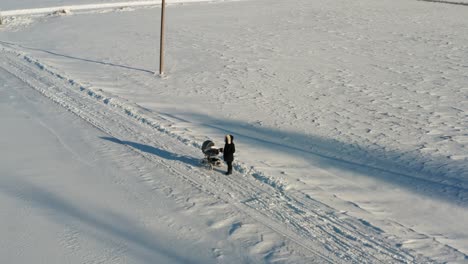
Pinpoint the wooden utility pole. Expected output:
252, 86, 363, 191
159, 0, 166, 75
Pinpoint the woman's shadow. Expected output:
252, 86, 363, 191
100, 136, 201, 167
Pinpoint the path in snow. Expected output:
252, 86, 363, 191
0, 42, 439, 263
0, 58, 250, 263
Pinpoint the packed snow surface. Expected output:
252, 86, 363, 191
1, 0, 467, 263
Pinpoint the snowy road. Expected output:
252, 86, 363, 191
0, 63, 236, 263
0, 43, 435, 263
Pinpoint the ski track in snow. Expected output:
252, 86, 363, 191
2, 39, 462, 263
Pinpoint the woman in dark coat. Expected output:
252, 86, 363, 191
221, 134, 235, 175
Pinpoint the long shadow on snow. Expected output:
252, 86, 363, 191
0, 40, 155, 74
101, 136, 201, 167
171, 112, 468, 207
0, 178, 205, 264
418, 0, 468, 6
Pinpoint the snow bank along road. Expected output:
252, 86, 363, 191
1, 36, 438, 263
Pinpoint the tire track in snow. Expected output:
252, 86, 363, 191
0, 46, 439, 263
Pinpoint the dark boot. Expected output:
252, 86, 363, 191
226, 161, 233, 175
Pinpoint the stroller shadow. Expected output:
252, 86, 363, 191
100, 137, 200, 167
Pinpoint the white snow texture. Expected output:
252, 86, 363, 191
0, 0, 467, 263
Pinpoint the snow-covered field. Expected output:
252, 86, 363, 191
1, 0, 467, 263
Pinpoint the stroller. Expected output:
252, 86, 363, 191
200, 140, 222, 170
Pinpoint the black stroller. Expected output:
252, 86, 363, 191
200, 140, 222, 170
